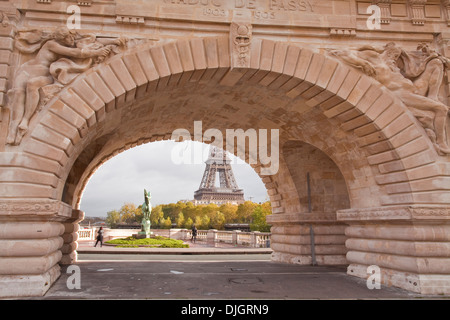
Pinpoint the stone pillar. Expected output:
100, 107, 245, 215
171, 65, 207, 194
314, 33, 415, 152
207, 229, 217, 245
251, 231, 260, 248
232, 230, 240, 246
60, 209, 84, 265
337, 206, 450, 295
267, 212, 348, 265
180, 229, 188, 241
0, 199, 72, 298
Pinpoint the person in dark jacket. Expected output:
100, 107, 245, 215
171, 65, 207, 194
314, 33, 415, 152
94, 227, 104, 247
191, 224, 197, 243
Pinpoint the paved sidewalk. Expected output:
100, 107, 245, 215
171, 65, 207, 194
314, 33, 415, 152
78, 240, 273, 255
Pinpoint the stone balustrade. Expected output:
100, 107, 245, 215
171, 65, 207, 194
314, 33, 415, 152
173, 229, 271, 248
78, 228, 96, 240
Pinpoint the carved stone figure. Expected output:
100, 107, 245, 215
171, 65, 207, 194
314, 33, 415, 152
141, 189, 152, 235
231, 22, 252, 68
6, 26, 127, 145
398, 43, 449, 102
330, 42, 450, 154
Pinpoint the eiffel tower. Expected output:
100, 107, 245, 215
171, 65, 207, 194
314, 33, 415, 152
194, 146, 245, 205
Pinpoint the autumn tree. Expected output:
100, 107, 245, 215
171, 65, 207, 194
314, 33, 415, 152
211, 211, 226, 230
250, 201, 272, 232
106, 210, 120, 228
236, 201, 258, 223
184, 217, 194, 229
105, 200, 271, 230
201, 214, 211, 229
176, 212, 185, 228
159, 216, 172, 229
150, 205, 164, 227
219, 203, 238, 223
119, 203, 142, 224
194, 216, 202, 229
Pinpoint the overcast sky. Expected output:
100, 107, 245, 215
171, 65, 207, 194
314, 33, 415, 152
79, 141, 269, 217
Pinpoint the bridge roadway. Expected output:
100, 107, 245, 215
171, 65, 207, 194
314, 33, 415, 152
35, 241, 430, 301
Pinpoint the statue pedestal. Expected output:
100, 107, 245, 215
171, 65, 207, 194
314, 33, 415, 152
135, 231, 153, 239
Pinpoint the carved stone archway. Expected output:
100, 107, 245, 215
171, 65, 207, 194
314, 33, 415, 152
0, 0, 450, 298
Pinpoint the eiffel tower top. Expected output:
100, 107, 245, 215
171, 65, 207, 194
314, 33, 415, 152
206, 146, 230, 164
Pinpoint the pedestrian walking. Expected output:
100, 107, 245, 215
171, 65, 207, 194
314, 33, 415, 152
94, 227, 104, 247
191, 224, 197, 243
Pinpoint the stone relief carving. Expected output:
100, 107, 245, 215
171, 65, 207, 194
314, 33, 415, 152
230, 22, 252, 68
330, 42, 450, 155
5, 26, 128, 145
408, 0, 426, 25
0, 11, 10, 27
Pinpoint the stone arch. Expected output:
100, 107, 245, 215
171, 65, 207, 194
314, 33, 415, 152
268, 139, 351, 265
9, 36, 447, 209
282, 140, 351, 214
2, 36, 450, 296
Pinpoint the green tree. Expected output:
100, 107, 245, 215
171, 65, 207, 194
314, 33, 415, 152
194, 216, 202, 229
119, 203, 142, 224
176, 212, 185, 228
211, 211, 226, 230
151, 205, 164, 227
201, 214, 211, 229
159, 217, 172, 229
237, 201, 258, 223
250, 202, 272, 232
202, 203, 219, 219
106, 210, 120, 228
219, 203, 238, 223
184, 217, 194, 229
182, 202, 196, 221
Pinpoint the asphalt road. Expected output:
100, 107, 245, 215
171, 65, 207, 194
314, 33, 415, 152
41, 254, 423, 300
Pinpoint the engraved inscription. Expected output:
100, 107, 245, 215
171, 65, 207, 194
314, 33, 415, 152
162, 0, 314, 12
235, 0, 257, 9
253, 10, 275, 19
203, 7, 227, 17
163, 0, 222, 6
269, 0, 313, 11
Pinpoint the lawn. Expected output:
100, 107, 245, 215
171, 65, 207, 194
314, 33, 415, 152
105, 236, 189, 248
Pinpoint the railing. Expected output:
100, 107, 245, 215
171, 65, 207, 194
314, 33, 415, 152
197, 230, 208, 241
175, 229, 271, 248
216, 230, 233, 243
256, 232, 271, 247
78, 228, 96, 240
77, 227, 271, 248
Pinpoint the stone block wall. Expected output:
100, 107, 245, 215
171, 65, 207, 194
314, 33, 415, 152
338, 206, 450, 294
268, 212, 348, 265
283, 140, 350, 213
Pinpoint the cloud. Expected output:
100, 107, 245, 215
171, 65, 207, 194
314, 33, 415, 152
80, 141, 268, 217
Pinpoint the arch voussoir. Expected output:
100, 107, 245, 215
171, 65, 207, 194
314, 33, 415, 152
83, 71, 116, 112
